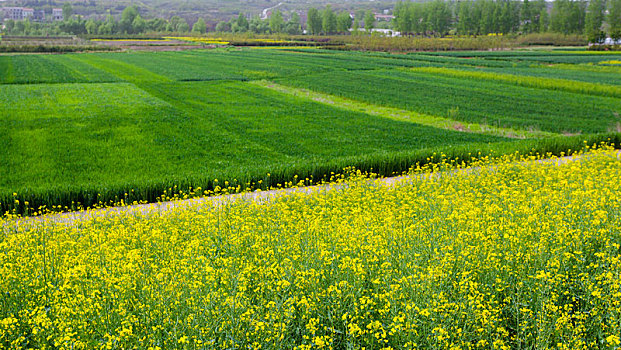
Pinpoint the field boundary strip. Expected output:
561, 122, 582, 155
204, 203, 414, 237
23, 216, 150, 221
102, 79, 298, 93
252, 80, 559, 140
409, 66, 621, 98
5, 149, 618, 228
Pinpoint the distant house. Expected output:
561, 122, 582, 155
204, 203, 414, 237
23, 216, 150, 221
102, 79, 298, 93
374, 14, 395, 22
351, 28, 401, 37
52, 8, 63, 21
1, 6, 42, 21
22, 8, 34, 19
2, 7, 24, 20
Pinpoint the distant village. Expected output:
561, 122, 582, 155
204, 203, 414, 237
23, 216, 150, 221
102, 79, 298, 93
2, 6, 65, 22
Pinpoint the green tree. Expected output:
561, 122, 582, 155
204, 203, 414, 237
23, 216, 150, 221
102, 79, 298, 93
521, 0, 533, 33
269, 9, 284, 33
15, 20, 26, 34
132, 15, 146, 33
569, 0, 587, 34
491, 1, 502, 33
101, 14, 116, 34
457, 1, 472, 35
499, 1, 520, 34
249, 16, 269, 33
427, 0, 451, 36
120, 6, 139, 33
585, 0, 606, 43
322, 6, 337, 34
147, 18, 167, 32
336, 11, 353, 33
551, 0, 586, 34
4, 20, 16, 34
121, 6, 138, 24
538, 2, 549, 32
167, 16, 180, 32
285, 12, 302, 34
307, 8, 322, 34
62, 2, 73, 21
85, 19, 97, 34
610, 0, 621, 40
364, 10, 375, 32
394, 2, 408, 33
479, 0, 495, 34
352, 16, 360, 33
411, 3, 428, 34
177, 18, 190, 32
192, 17, 207, 33
215, 21, 230, 32
237, 13, 249, 32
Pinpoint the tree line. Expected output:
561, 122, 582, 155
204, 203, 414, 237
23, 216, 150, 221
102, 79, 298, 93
394, 0, 621, 42
213, 7, 379, 35
1, 5, 203, 36
2, 0, 620, 43
1, 3, 380, 37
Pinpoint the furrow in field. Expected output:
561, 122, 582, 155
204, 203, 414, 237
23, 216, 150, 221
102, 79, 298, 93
253, 80, 559, 140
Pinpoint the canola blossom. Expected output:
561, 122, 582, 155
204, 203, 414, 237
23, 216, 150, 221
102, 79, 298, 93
164, 37, 230, 45
599, 60, 621, 65
1, 148, 620, 349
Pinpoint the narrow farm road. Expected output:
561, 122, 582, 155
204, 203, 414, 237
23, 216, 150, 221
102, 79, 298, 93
3, 150, 619, 229
261, 2, 284, 19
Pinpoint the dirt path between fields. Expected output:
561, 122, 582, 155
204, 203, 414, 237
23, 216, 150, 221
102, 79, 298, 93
252, 81, 559, 140
3, 150, 620, 229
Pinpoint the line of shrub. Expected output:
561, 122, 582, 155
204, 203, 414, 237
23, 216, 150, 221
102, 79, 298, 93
0, 45, 119, 53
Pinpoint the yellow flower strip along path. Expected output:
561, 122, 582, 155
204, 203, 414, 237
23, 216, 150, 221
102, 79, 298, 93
5, 146, 614, 227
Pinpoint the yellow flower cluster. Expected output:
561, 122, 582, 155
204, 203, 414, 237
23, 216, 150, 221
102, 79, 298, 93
164, 37, 230, 45
599, 60, 621, 65
1, 147, 620, 349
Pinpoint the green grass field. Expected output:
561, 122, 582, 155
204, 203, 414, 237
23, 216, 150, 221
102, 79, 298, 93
1, 48, 620, 214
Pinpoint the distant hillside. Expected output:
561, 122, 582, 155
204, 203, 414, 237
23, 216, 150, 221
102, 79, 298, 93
4, 0, 398, 22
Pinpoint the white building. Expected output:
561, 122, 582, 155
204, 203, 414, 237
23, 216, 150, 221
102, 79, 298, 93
22, 8, 33, 18
2, 7, 23, 20
2, 7, 38, 20
52, 8, 63, 21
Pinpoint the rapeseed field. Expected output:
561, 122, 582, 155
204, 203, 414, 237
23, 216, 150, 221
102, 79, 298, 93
1, 146, 620, 349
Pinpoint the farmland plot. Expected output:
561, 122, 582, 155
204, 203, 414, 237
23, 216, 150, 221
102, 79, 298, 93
279, 69, 621, 134
0, 78, 505, 213
1, 48, 620, 213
